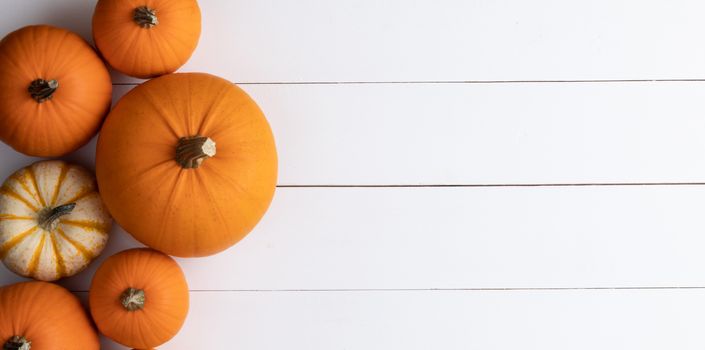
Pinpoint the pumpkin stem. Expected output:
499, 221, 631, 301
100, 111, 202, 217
134, 6, 159, 28
121, 288, 146, 311
175, 136, 216, 169
37, 203, 76, 231
28, 79, 58, 103
3, 336, 31, 350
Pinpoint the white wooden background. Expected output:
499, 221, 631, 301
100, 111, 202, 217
3, 0, 705, 348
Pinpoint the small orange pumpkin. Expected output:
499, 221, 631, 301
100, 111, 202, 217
89, 248, 189, 349
0, 281, 100, 349
92, 0, 201, 78
96, 73, 277, 257
0, 25, 112, 157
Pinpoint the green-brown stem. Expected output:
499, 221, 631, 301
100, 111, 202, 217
3, 336, 30, 350
37, 203, 75, 231
175, 136, 216, 169
28, 79, 58, 103
121, 288, 145, 311
134, 6, 159, 28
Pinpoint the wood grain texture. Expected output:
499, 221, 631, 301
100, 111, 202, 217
7, 82, 705, 185
4, 185, 705, 290
239, 81, 705, 185
2, 1, 705, 83
93, 289, 705, 349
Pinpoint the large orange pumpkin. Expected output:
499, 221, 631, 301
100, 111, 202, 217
89, 248, 189, 349
96, 73, 277, 257
0, 281, 100, 349
0, 25, 112, 157
92, 0, 201, 78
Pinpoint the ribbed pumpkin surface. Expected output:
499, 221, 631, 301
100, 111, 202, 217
0, 160, 112, 281
96, 73, 277, 257
0, 281, 100, 349
0, 25, 112, 156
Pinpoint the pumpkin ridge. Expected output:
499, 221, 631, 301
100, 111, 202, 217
113, 160, 178, 195
27, 232, 46, 278
156, 29, 197, 59
153, 29, 189, 76
0, 40, 26, 74
14, 27, 36, 75
130, 85, 181, 138
45, 28, 71, 77
61, 187, 95, 205
10, 173, 43, 207
59, 92, 109, 122
50, 163, 70, 206
125, 26, 151, 76
0, 226, 38, 259
0, 113, 28, 150
57, 29, 97, 80
48, 231, 66, 276
147, 75, 183, 133
0, 187, 38, 212
99, 159, 176, 209
152, 33, 181, 77
184, 72, 194, 135
61, 219, 111, 234
0, 214, 34, 221
47, 102, 97, 150
206, 166, 249, 195
26, 166, 46, 207
10, 173, 40, 208
203, 101, 256, 140
194, 83, 231, 135
99, 28, 139, 76
195, 170, 233, 250
56, 227, 93, 260
153, 170, 187, 252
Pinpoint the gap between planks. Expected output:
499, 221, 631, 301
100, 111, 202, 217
111, 78, 705, 86
275, 182, 705, 188
69, 286, 705, 293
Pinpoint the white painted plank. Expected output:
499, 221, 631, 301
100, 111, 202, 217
92, 289, 705, 349
7, 81, 705, 185
2, 1, 705, 82
240, 81, 705, 185
3, 185, 705, 290
186, 0, 705, 83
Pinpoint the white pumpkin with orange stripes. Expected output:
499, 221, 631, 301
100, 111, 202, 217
0, 160, 112, 281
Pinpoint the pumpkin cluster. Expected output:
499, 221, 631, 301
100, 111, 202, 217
0, 0, 278, 348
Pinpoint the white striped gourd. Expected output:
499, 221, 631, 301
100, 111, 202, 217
0, 160, 112, 281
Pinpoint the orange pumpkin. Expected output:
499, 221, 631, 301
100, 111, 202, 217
92, 0, 201, 78
96, 73, 277, 257
0, 281, 100, 349
0, 25, 112, 157
89, 248, 189, 349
